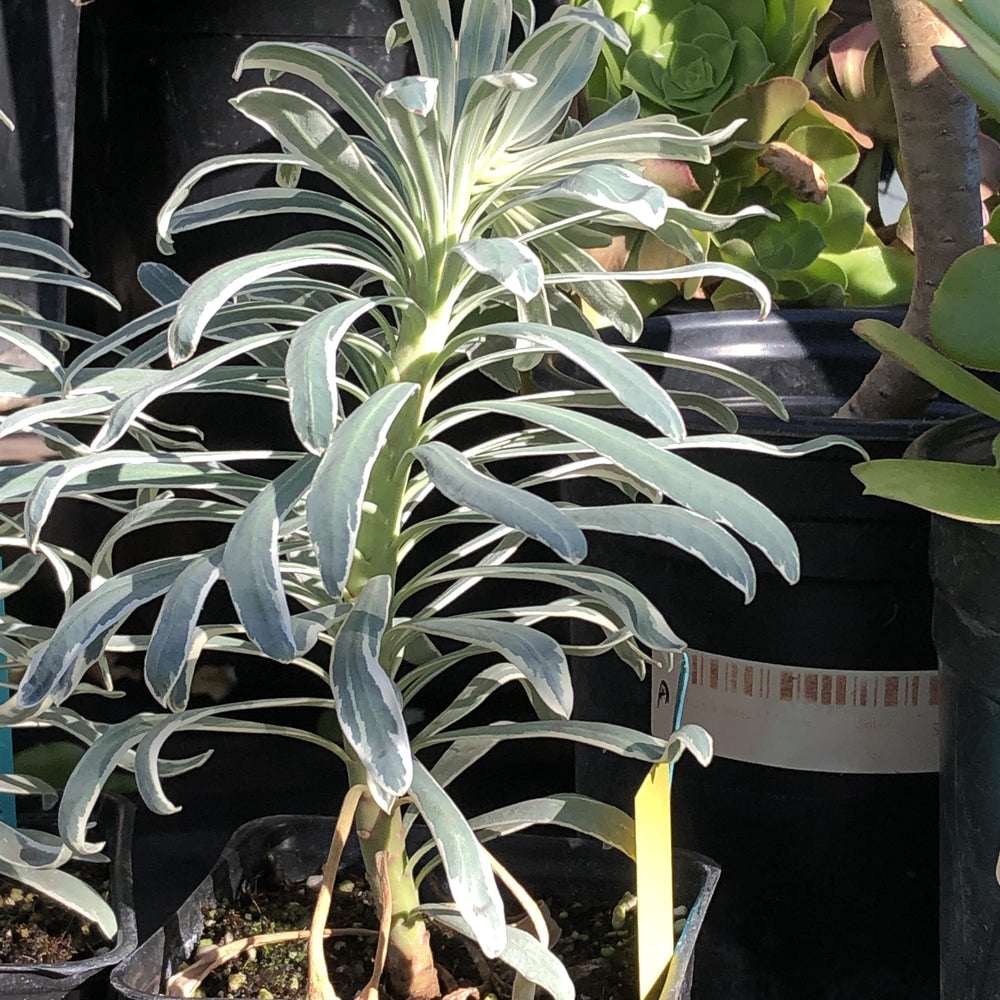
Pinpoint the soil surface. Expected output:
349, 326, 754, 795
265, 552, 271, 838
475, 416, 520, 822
0, 863, 111, 965
190, 865, 645, 1000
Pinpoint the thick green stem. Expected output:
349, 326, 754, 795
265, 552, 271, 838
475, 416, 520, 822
349, 772, 440, 1000
837, 0, 982, 419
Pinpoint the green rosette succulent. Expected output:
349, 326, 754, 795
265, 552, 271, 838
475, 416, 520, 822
586, 0, 833, 122
576, 0, 915, 310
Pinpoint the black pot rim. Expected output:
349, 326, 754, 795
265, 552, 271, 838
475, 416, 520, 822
0, 793, 137, 980
112, 812, 720, 1000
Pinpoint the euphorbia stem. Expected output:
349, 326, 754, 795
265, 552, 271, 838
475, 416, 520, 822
352, 786, 441, 1000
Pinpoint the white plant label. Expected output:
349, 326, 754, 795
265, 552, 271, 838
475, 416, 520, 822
651, 649, 939, 774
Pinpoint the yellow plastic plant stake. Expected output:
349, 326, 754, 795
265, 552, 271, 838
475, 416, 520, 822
635, 761, 674, 1000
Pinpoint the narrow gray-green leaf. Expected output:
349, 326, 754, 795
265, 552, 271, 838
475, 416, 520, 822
406, 617, 572, 717
146, 547, 225, 711
453, 239, 543, 302
155, 151, 309, 253
169, 187, 399, 258
17, 557, 195, 708
229, 88, 420, 259
467, 400, 800, 582
235, 41, 394, 150
224, 455, 320, 662
462, 321, 686, 440
456, 0, 512, 115
421, 906, 571, 1000
418, 719, 681, 765
308, 382, 418, 597
287, 298, 392, 454
167, 245, 394, 362
93, 327, 292, 450
0, 267, 119, 310
0, 552, 48, 599
515, 163, 669, 230
331, 575, 411, 809
136, 262, 189, 305
0, 860, 117, 940
0, 822, 70, 869
409, 761, 506, 957
470, 793, 635, 859
567, 505, 756, 601
413, 562, 682, 652
412, 441, 586, 564
399, 0, 457, 132
58, 716, 158, 854
0, 774, 58, 808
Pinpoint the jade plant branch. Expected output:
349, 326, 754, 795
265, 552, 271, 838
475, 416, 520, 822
837, 0, 982, 420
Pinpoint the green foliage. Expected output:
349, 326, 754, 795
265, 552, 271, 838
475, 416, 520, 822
0, 0, 850, 989
852, 317, 1000, 522
576, 0, 912, 309
0, 202, 123, 940
925, 0, 1000, 122
851, 2, 1000, 524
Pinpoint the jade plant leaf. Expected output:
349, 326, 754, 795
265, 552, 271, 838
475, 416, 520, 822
854, 459, 1000, 522
930, 244, 1000, 370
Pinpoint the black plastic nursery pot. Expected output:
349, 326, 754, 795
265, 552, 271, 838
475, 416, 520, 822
0, 793, 137, 1000
909, 415, 1000, 1000
111, 813, 719, 1000
537, 307, 944, 999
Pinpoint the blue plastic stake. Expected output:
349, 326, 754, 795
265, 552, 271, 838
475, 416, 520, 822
669, 651, 690, 782
0, 561, 16, 827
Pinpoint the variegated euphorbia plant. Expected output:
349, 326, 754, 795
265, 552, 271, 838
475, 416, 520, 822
0, 187, 124, 939
0, 0, 851, 996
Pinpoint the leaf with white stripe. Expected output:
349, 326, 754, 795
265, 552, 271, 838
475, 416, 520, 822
412, 441, 586, 564
470, 793, 635, 859
456, 0, 512, 115
515, 163, 669, 230
0, 552, 48, 599
399, 0, 457, 132
0, 860, 117, 940
453, 239, 543, 302
17, 557, 195, 709
286, 298, 392, 454
418, 719, 707, 767
407, 617, 572, 717
92, 327, 292, 450
145, 547, 225, 711
421, 906, 570, 1000
460, 321, 686, 439
234, 41, 393, 150
471, 400, 800, 582
567, 505, 756, 601
308, 383, 418, 598
331, 575, 411, 810
0, 774, 58, 808
416, 562, 683, 652
409, 761, 506, 958
0, 267, 120, 310
137, 262, 189, 305
0, 822, 70, 869
167, 245, 395, 362
224, 455, 319, 662
229, 88, 420, 261
156, 152, 308, 253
